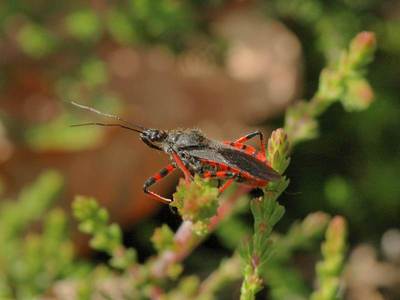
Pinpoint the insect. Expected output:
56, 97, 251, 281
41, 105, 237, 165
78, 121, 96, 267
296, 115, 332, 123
71, 102, 281, 204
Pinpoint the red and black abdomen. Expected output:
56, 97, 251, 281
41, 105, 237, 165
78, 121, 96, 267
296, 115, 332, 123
187, 146, 281, 182
217, 148, 281, 181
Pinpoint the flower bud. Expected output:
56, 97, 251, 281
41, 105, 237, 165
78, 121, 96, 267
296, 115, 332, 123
348, 31, 377, 70
342, 77, 374, 111
267, 128, 290, 174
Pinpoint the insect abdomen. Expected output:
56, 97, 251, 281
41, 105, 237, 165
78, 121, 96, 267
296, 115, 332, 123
189, 147, 280, 182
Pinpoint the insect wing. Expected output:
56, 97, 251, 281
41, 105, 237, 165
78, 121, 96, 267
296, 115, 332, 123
188, 147, 281, 181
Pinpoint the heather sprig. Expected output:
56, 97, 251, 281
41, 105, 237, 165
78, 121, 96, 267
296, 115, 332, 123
0, 171, 82, 298
285, 31, 377, 146
311, 216, 348, 300
265, 212, 331, 300
151, 224, 175, 253
0, 171, 63, 240
272, 212, 331, 263
171, 175, 219, 236
192, 212, 331, 300
72, 196, 137, 270
239, 128, 290, 300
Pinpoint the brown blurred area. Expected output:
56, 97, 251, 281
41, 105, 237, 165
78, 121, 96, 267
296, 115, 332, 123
0, 8, 301, 228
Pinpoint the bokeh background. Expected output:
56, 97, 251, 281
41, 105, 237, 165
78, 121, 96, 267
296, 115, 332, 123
0, 0, 399, 299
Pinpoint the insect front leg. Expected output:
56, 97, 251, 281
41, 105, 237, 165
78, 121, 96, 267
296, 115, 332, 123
171, 152, 192, 183
143, 164, 176, 204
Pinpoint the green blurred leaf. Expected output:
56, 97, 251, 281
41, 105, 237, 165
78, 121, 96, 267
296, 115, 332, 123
17, 23, 56, 58
80, 58, 108, 87
25, 114, 104, 152
65, 9, 102, 42
324, 176, 352, 209
107, 9, 137, 44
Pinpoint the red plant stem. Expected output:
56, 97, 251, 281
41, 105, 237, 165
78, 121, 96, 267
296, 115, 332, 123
150, 186, 250, 279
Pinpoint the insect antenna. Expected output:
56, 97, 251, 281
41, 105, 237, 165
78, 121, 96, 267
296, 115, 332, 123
70, 122, 144, 133
70, 101, 146, 132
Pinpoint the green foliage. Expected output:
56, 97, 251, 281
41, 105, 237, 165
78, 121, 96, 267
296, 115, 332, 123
285, 32, 376, 145
311, 216, 348, 300
25, 113, 104, 151
267, 128, 291, 173
272, 212, 331, 262
16, 22, 57, 58
265, 212, 331, 300
55, 31, 373, 299
240, 197, 285, 300
165, 275, 201, 300
80, 58, 109, 87
196, 212, 332, 300
106, 9, 138, 44
151, 224, 175, 252
216, 214, 251, 250
0, 0, 385, 296
268, 0, 399, 239
129, 0, 195, 50
196, 253, 243, 300
26, 93, 121, 153
0, 171, 63, 239
267, 0, 375, 61
65, 10, 102, 42
0, 171, 85, 298
172, 175, 219, 236
239, 129, 289, 300
236, 28, 375, 297
72, 196, 137, 270
324, 176, 353, 209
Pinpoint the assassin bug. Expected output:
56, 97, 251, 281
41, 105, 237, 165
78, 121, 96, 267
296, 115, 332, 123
71, 102, 281, 204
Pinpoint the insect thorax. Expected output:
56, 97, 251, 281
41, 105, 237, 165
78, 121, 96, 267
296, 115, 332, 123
168, 129, 208, 149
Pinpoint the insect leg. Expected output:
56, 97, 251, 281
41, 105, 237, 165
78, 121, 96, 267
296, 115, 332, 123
219, 179, 234, 193
202, 170, 237, 179
233, 131, 266, 159
172, 152, 192, 183
201, 171, 238, 193
143, 164, 176, 204
225, 142, 265, 161
234, 130, 264, 145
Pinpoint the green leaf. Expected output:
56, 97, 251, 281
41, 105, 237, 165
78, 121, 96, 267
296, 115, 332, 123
65, 10, 102, 41
107, 9, 137, 44
17, 23, 56, 58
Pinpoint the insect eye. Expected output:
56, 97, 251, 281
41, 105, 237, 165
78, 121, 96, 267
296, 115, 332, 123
157, 131, 167, 140
147, 130, 166, 142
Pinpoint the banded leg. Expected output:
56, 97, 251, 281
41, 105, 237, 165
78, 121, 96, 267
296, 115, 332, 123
201, 171, 238, 193
233, 131, 266, 159
172, 152, 192, 183
225, 142, 265, 161
225, 130, 266, 160
143, 164, 176, 204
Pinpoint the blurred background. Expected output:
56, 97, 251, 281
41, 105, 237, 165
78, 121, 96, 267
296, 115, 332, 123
0, 0, 399, 299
